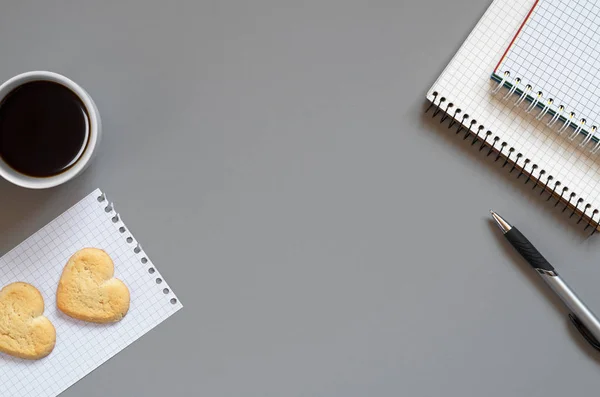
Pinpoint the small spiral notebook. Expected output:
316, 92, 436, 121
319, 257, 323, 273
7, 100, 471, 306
427, 0, 600, 232
0, 189, 182, 397
493, 0, 600, 148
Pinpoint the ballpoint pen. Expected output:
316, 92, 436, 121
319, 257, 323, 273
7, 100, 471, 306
491, 210, 600, 351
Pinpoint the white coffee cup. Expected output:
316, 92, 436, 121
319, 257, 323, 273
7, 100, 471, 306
0, 71, 101, 189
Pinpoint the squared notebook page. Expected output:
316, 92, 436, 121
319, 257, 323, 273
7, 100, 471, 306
0, 189, 182, 397
427, 0, 600, 214
496, 0, 600, 139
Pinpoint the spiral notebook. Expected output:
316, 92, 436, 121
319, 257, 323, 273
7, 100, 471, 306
493, 0, 600, 148
427, 0, 600, 232
0, 189, 182, 397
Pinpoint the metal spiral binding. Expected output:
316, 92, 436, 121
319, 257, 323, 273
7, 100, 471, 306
492, 71, 599, 151
96, 192, 178, 304
426, 91, 600, 235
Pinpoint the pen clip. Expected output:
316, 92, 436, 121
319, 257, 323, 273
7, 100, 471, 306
568, 313, 600, 351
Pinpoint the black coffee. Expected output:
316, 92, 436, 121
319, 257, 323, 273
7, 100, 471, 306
0, 81, 89, 177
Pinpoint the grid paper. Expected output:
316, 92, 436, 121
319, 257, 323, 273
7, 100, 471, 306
497, 0, 600, 140
0, 189, 182, 397
428, 0, 600, 219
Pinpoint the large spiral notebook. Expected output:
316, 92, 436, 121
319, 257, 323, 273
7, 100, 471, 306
0, 189, 182, 397
427, 0, 600, 232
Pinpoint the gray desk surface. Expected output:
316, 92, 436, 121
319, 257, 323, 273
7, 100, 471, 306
1, 0, 600, 396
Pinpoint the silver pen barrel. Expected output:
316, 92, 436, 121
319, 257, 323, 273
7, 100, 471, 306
537, 271, 600, 342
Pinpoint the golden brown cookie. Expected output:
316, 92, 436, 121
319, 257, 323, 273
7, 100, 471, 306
57, 248, 130, 323
0, 282, 56, 360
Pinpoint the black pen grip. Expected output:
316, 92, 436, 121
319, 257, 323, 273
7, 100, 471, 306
505, 227, 555, 272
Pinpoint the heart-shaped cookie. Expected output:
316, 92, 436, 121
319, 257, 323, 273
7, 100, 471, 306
0, 282, 56, 360
57, 248, 130, 323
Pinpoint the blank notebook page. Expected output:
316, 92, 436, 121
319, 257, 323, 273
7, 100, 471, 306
428, 0, 600, 214
496, 0, 600, 135
0, 189, 182, 397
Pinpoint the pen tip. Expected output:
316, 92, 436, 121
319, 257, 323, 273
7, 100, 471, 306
490, 210, 512, 233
